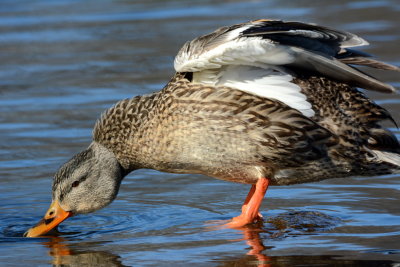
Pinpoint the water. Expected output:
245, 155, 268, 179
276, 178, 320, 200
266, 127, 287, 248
1, 0, 399, 266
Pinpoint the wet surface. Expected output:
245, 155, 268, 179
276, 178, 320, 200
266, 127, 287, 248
0, 0, 400, 266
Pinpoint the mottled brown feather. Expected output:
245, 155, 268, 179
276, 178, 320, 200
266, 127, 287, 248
93, 71, 400, 185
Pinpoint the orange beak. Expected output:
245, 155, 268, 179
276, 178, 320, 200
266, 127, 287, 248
24, 200, 72, 238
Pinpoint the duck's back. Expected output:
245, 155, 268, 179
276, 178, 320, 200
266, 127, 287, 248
273, 76, 400, 185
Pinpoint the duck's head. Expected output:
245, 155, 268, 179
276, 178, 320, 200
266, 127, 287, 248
24, 142, 125, 237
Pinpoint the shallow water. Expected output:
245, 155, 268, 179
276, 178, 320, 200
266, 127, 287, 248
0, 0, 400, 266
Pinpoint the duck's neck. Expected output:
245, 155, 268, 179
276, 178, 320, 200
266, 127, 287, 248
89, 141, 131, 178
92, 73, 189, 171
92, 92, 160, 171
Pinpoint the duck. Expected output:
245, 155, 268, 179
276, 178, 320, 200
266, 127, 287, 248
25, 19, 400, 237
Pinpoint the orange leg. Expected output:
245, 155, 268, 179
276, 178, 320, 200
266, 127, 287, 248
226, 177, 270, 228
240, 184, 263, 220
241, 185, 256, 213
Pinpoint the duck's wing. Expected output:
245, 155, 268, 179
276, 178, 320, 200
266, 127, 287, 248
174, 20, 398, 110
337, 49, 400, 71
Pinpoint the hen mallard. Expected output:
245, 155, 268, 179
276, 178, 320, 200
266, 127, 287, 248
25, 19, 400, 237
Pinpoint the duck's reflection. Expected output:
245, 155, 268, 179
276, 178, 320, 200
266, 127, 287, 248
42, 227, 271, 267
233, 223, 272, 267
42, 237, 128, 267
241, 228, 270, 266
205, 219, 272, 266
40, 224, 397, 267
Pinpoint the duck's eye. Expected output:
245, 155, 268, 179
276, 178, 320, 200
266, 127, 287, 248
72, 181, 80, 188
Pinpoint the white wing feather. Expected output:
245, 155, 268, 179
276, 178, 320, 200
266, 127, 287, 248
194, 66, 314, 117
174, 23, 314, 117
174, 37, 295, 72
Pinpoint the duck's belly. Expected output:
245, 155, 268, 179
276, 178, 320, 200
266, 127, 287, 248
153, 161, 269, 184
140, 132, 275, 184
274, 157, 399, 185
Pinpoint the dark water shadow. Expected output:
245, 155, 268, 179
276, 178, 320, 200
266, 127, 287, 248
217, 254, 398, 267
210, 211, 398, 267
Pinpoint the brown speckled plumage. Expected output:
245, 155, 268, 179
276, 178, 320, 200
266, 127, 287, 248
93, 72, 399, 186
94, 73, 336, 184
274, 77, 400, 184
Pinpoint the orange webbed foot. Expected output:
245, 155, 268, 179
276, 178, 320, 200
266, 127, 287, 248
225, 177, 270, 228
224, 213, 263, 228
